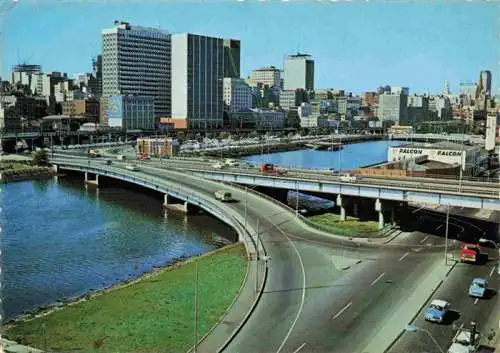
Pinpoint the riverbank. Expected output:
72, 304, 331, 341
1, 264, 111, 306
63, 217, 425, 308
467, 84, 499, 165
4, 243, 248, 353
306, 213, 383, 237
0, 161, 56, 183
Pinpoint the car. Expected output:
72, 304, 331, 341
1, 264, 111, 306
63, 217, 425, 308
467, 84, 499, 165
212, 162, 226, 169
424, 299, 450, 323
125, 164, 139, 171
468, 278, 487, 298
104, 160, 113, 165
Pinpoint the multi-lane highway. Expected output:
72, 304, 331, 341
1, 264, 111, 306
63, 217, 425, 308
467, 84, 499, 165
48, 154, 500, 353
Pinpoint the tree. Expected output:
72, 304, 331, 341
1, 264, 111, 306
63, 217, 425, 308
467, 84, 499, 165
33, 150, 49, 166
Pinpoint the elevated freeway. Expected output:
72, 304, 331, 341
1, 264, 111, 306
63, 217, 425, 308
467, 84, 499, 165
49, 156, 496, 353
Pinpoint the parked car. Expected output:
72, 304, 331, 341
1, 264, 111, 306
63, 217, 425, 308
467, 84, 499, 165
468, 278, 487, 298
104, 160, 113, 165
424, 299, 450, 323
340, 173, 357, 182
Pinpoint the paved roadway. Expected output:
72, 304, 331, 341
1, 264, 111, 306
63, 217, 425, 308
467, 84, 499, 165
52, 155, 487, 353
51, 151, 500, 198
387, 256, 499, 353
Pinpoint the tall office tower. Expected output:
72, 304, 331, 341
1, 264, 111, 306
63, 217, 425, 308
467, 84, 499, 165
171, 33, 224, 129
283, 53, 314, 91
443, 80, 450, 95
101, 21, 171, 118
479, 70, 492, 97
378, 91, 409, 125
223, 39, 240, 78
91, 55, 102, 96
250, 66, 281, 88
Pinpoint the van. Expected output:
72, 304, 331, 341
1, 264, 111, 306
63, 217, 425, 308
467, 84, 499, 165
225, 159, 239, 167
214, 190, 232, 202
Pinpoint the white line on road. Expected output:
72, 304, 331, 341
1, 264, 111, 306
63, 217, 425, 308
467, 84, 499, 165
399, 252, 409, 262
435, 225, 443, 231
489, 266, 496, 277
292, 342, 307, 353
420, 235, 430, 244
474, 298, 479, 305
332, 302, 352, 320
370, 272, 386, 287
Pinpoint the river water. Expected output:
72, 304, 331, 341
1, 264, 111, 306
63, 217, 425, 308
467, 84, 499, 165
2, 178, 237, 320
244, 139, 405, 170
3, 139, 403, 321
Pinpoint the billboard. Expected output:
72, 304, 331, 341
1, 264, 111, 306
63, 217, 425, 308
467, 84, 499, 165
107, 96, 123, 128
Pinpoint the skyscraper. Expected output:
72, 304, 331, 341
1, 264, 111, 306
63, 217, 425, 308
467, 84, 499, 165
171, 33, 225, 129
283, 53, 314, 91
479, 70, 492, 97
91, 55, 102, 96
223, 39, 240, 78
101, 21, 171, 118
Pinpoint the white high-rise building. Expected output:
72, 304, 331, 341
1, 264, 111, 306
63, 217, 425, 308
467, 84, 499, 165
283, 53, 314, 91
223, 78, 252, 113
101, 21, 171, 119
171, 33, 224, 129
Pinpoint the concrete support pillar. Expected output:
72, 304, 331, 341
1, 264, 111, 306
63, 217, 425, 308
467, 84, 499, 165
84, 171, 88, 182
164, 193, 169, 206
337, 195, 346, 221
375, 198, 384, 230
391, 208, 396, 226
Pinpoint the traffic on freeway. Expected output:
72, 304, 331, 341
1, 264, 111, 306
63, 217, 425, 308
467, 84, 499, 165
50, 154, 499, 353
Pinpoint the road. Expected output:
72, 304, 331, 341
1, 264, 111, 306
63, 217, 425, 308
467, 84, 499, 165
387, 257, 499, 353
52, 156, 480, 353
51, 151, 500, 198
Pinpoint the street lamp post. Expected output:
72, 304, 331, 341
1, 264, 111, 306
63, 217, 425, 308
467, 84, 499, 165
244, 186, 248, 230
444, 204, 450, 265
406, 324, 445, 353
193, 259, 199, 353
255, 218, 260, 293
478, 238, 500, 275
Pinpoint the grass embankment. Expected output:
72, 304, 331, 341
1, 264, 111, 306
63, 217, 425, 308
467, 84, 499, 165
0, 161, 55, 182
5, 244, 248, 353
307, 213, 381, 237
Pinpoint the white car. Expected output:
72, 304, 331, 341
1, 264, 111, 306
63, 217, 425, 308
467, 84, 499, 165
125, 164, 139, 171
212, 162, 226, 169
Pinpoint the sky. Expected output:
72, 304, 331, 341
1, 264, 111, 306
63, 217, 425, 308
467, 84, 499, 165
1, 0, 498, 95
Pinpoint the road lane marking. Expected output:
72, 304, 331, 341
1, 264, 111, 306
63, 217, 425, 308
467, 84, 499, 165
420, 235, 430, 244
332, 302, 352, 320
399, 252, 409, 262
370, 272, 385, 287
474, 298, 479, 305
489, 266, 495, 277
292, 342, 307, 353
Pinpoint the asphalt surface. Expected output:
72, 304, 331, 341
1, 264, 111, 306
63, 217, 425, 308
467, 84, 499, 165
52, 155, 475, 353
387, 256, 499, 353
50, 151, 500, 198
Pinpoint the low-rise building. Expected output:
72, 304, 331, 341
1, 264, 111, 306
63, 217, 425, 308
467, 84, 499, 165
106, 95, 155, 130
387, 141, 485, 175
230, 108, 285, 129
62, 99, 100, 122
300, 115, 329, 128
279, 89, 307, 110
223, 78, 252, 113
136, 137, 180, 157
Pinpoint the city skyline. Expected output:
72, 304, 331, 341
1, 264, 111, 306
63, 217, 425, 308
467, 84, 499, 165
2, 1, 498, 94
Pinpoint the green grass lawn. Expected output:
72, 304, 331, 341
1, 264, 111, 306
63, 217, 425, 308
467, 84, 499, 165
0, 161, 32, 172
307, 213, 381, 237
5, 244, 248, 353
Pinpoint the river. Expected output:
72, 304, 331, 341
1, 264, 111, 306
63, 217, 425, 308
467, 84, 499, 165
244, 139, 405, 170
2, 177, 237, 321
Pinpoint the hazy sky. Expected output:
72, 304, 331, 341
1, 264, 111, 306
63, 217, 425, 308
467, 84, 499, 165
1, 0, 498, 95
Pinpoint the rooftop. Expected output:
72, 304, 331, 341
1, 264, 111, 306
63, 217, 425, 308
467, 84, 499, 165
394, 141, 478, 151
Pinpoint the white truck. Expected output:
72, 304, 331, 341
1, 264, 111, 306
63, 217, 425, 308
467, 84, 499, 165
214, 190, 232, 202
117, 154, 126, 161
448, 322, 480, 353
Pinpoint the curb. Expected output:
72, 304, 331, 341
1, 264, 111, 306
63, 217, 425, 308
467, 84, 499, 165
185, 253, 252, 353
383, 260, 458, 353
216, 237, 268, 352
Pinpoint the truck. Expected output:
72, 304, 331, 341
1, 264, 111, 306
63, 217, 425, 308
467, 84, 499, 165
117, 154, 126, 161
447, 322, 480, 353
214, 190, 232, 202
259, 163, 285, 175
340, 173, 357, 182
460, 244, 487, 264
